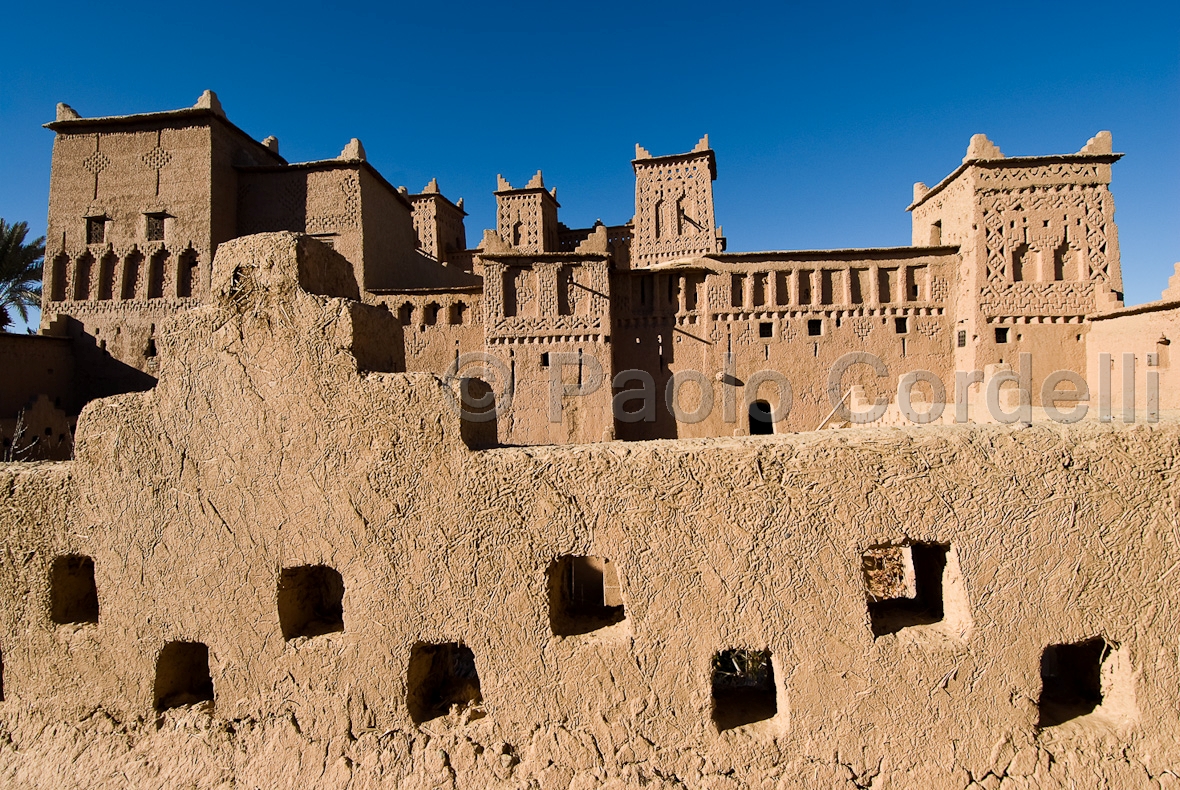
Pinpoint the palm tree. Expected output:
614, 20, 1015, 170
0, 219, 46, 332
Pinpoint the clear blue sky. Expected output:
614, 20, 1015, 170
2, 0, 1177, 331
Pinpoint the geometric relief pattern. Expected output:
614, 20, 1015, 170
405, 330, 426, 356
141, 148, 172, 170
852, 317, 873, 339
930, 277, 949, 302
916, 319, 941, 338
307, 175, 362, 234
82, 151, 111, 175
978, 281, 1095, 316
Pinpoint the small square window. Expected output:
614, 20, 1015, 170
540, 352, 550, 368
895, 317, 908, 334
86, 217, 105, 245
995, 327, 1009, 344
407, 642, 484, 724
807, 319, 822, 337
759, 322, 773, 338
863, 542, 951, 637
957, 330, 967, 348
711, 649, 776, 731
146, 214, 166, 242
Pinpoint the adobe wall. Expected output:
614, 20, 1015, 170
0, 233, 1176, 788
1087, 300, 1180, 417
612, 251, 957, 438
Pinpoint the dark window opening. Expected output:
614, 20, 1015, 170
1039, 638, 1111, 727
459, 377, 498, 450
424, 303, 440, 326
749, 400, 773, 435
277, 565, 344, 640
146, 214, 166, 242
97, 253, 117, 300
957, 330, 967, 348
406, 642, 483, 724
863, 542, 948, 637
995, 327, 1009, 344
154, 641, 214, 711
50, 555, 99, 625
147, 252, 167, 299
177, 254, 198, 299
711, 649, 776, 731
540, 352, 550, 367
449, 303, 465, 325
759, 322, 773, 338
895, 317, 908, 334
50, 254, 68, 301
398, 303, 414, 326
548, 555, 625, 636
807, 319, 822, 337
121, 252, 143, 300
85, 217, 105, 245
144, 338, 157, 358
73, 254, 94, 300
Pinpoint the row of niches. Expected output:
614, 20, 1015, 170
22, 551, 1136, 734
47, 249, 199, 302
725, 267, 936, 310
396, 300, 474, 328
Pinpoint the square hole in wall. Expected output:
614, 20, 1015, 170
807, 319, 823, 337
154, 641, 214, 711
277, 565, 344, 640
548, 555, 626, 636
862, 542, 966, 638
711, 649, 776, 731
759, 321, 773, 338
995, 327, 1009, 344
1037, 637, 1136, 729
406, 642, 484, 725
895, 317, 908, 334
50, 555, 99, 625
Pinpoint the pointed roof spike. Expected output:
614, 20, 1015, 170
261, 136, 279, 154
635, 143, 652, 159
527, 170, 545, 189
55, 102, 81, 121
497, 174, 513, 191
913, 182, 929, 202
549, 187, 557, 200
693, 134, 710, 152
456, 197, 464, 210
194, 90, 225, 117
963, 133, 1003, 163
397, 185, 409, 195
423, 177, 440, 194
339, 138, 366, 161
1080, 131, 1113, 155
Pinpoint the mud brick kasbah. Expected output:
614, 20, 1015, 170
0, 91, 1177, 787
